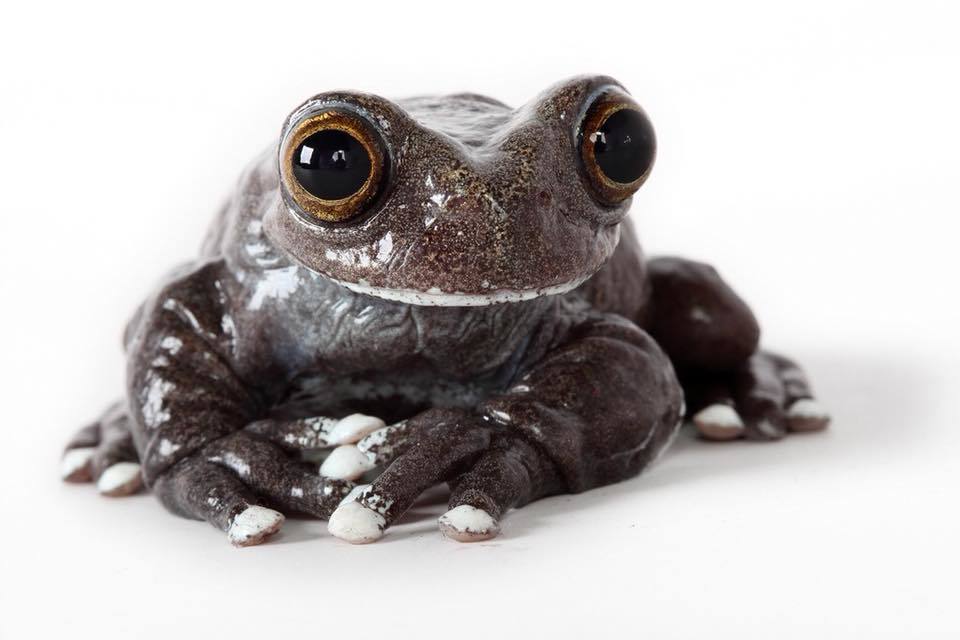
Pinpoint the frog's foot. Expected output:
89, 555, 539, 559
61, 402, 143, 497
153, 431, 356, 547
325, 409, 562, 544
688, 351, 830, 441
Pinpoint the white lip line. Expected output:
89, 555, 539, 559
329, 275, 589, 307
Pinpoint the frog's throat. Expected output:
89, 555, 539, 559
328, 274, 590, 307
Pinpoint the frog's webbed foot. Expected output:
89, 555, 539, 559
61, 401, 143, 497
687, 351, 830, 441
322, 409, 563, 545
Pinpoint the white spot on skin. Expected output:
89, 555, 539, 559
376, 232, 394, 263
290, 487, 304, 498
160, 336, 182, 355
338, 484, 371, 507
319, 445, 375, 481
96, 462, 142, 496
221, 314, 236, 339
60, 447, 95, 480
438, 505, 500, 542
328, 501, 385, 544
247, 266, 302, 310
356, 421, 409, 463
359, 491, 394, 516
328, 414, 386, 445
142, 374, 175, 428
228, 506, 284, 546
157, 438, 181, 457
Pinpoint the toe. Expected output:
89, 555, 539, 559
96, 462, 143, 496
319, 445, 376, 481
693, 404, 745, 441
338, 483, 372, 507
328, 500, 386, 544
61, 447, 96, 482
438, 505, 500, 542
786, 398, 831, 432
227, 505, 285, 547
328, 414, 386, 445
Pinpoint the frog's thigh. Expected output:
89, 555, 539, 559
646, 256, 760, 372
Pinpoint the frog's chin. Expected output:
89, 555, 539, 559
328, 274, 590, 307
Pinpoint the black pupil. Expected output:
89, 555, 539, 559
591, 109, 655, 184
292, 129, 372, 200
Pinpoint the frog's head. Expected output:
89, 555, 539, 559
264, 75, 656, 306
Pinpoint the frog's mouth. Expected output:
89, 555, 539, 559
327, 274, 591, 307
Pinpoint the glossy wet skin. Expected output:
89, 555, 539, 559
62, 76, 830, 546
267, 76, 640, 304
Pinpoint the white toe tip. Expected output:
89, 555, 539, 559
693, 404, 743, 429
788, 398, 828, 420
693, 404, 745, 440
328, 501, 386, 544
96, 462, 143, 496
439, 505, 500, 542
787, 399, 830, 431
329, 414, 386, 445
228, 506, 285, 547
320, 445, 375, 481
61, 447, 95, 481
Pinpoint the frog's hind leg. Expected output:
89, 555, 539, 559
645, 257, 830, 440
61, 401, 143, 496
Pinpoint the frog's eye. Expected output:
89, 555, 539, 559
578, 92, 656, 205
280, 109, 388, 223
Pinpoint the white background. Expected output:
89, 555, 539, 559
2, 1, 958, 637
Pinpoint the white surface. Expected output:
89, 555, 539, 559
2, 0, 959, 638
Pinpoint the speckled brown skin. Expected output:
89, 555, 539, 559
62, 76, 827, 545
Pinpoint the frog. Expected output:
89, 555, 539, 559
60, 75, 830, 546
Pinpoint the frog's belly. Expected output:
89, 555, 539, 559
269, 370, 491, 424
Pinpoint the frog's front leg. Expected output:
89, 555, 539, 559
646, 257, 830, 440
324, 315, 685, 544
85, 263, 357, 545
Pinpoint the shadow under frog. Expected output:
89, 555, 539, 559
60, 75, 829, 546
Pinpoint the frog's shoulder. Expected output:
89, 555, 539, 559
200, 147, 290, 273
